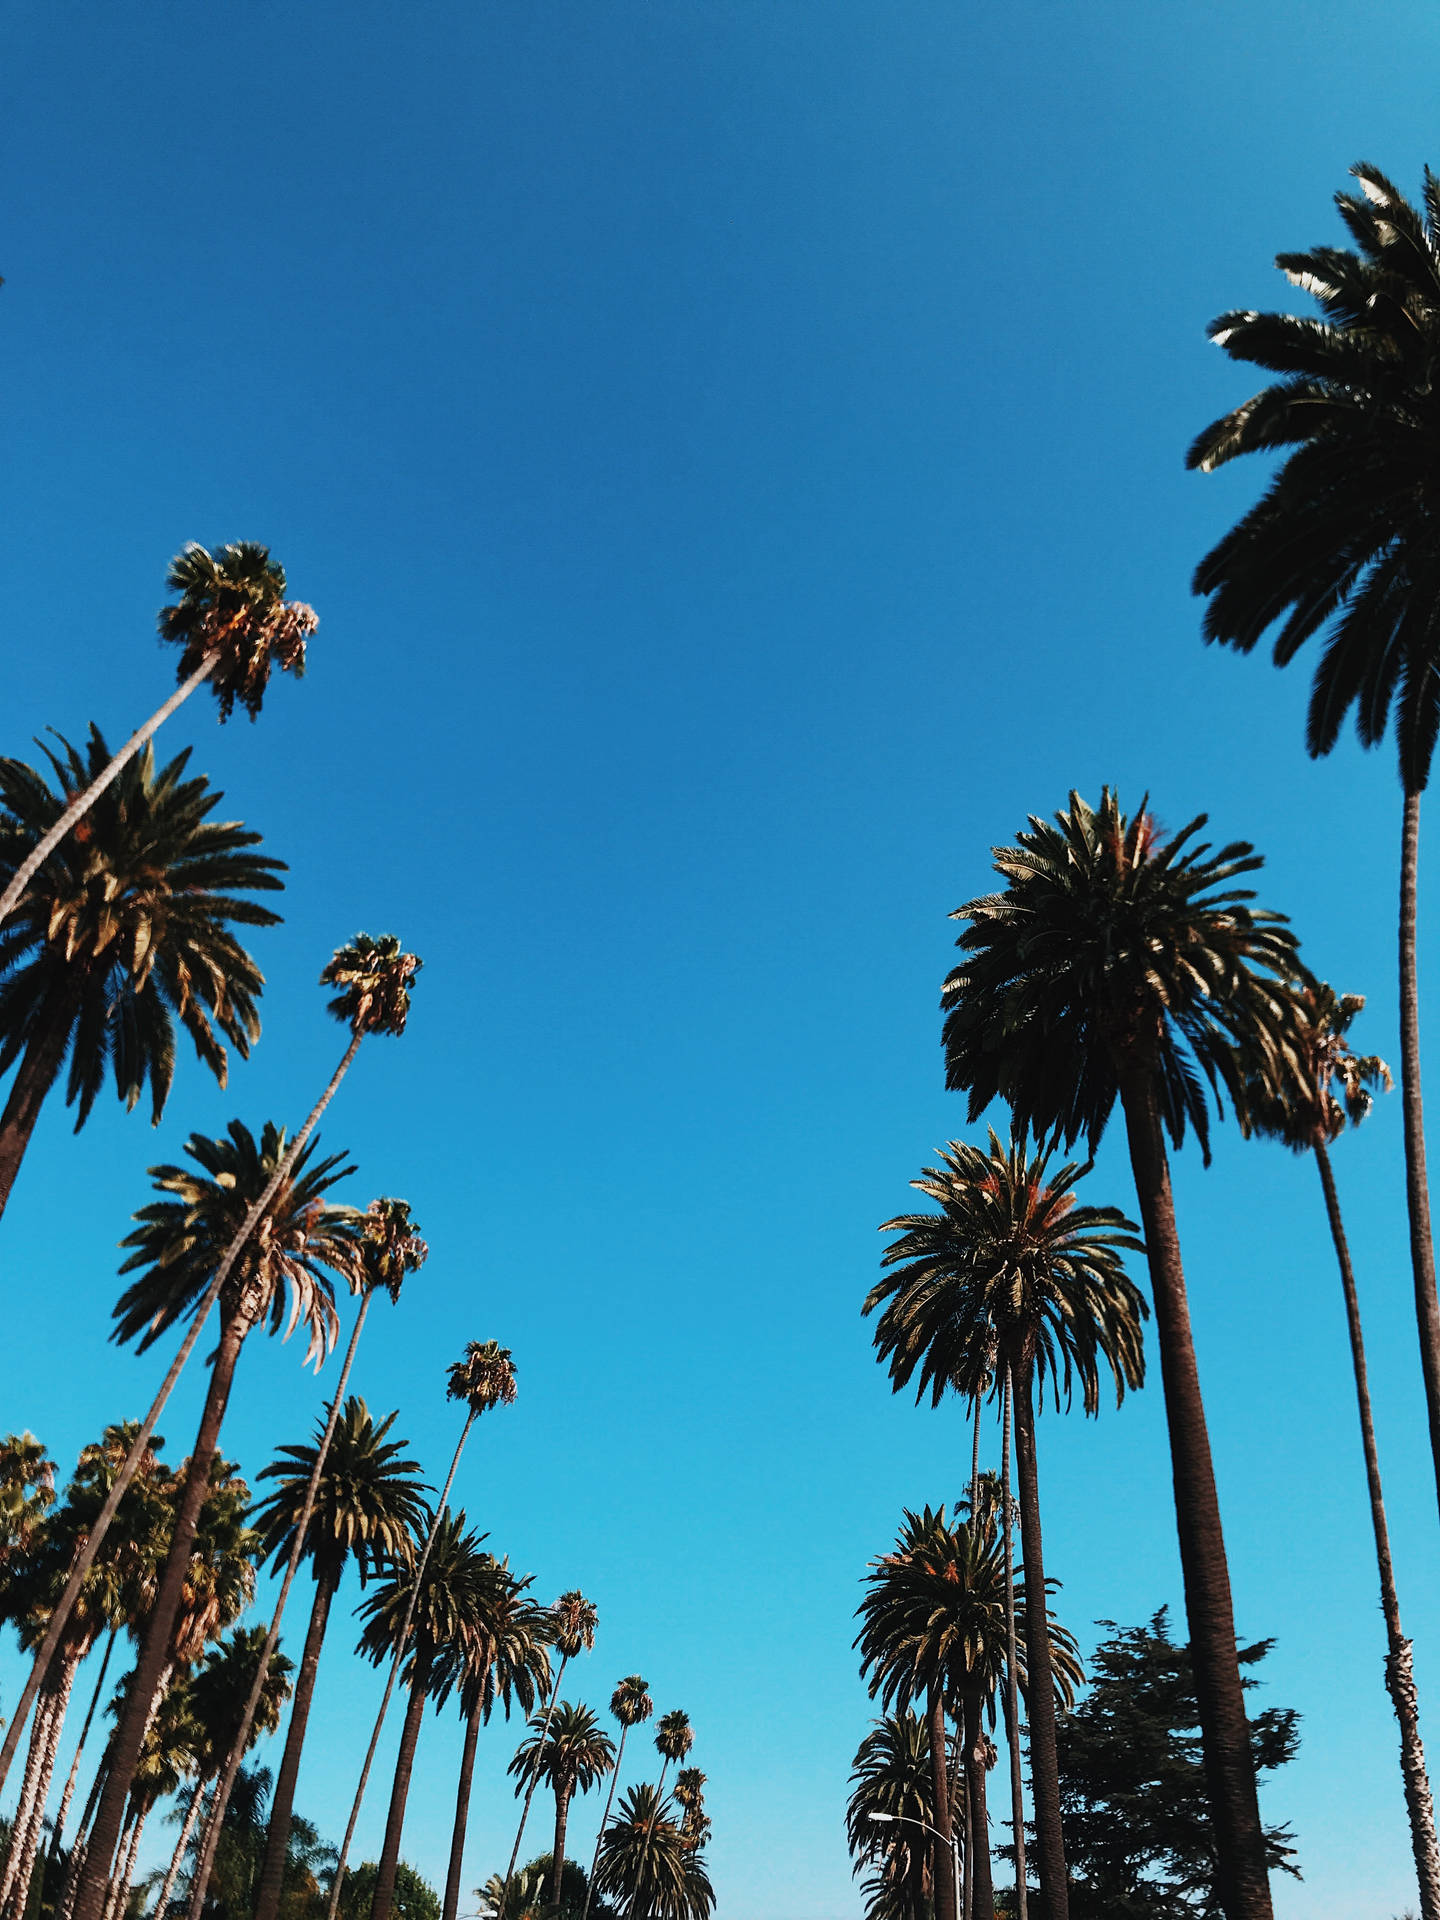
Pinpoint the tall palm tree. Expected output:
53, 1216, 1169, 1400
671, 1771, 707, 1853
1239, 980, 1440, 1910
866, 1131, 1147, 1920
435, 1561, 551, 1920
630, 1710, 694, 1917
501, 1590, 597, 1907
356, 1509, 493, 1920
187, 1200, 430, 1920
846, 1712, 946, 1920
0, 729, 285, 1218
582, 1677, 653, 1920
327, 1342, 519, 1920
250, 1397, 431, 1920
71, 1123, 362, 1920
1186, 164, 1440, 1536
507, 1704, 615, 1908
0, 540, 314, 934
941, 788, 1300, 1920
1, 931, 420, 1800
593, 1785, 714, 1920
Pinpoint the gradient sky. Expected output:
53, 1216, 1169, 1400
4, 3, 1440, 1916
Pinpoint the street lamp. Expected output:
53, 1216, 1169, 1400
868, 1811, 962, 1919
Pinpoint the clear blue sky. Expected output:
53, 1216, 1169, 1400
3, 2, 1440, 1914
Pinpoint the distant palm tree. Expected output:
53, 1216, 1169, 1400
582, 1677, 653, 1920
0, 729, 284, 1218
594, 1785, 713, 1920
507, 1704, 614, 1908
629, 1710, 694, 1917
187, 1200, 429, 1920
501, 1590, 597, 1909
250, 1397, 430, 1920
867, 1131, 1147, 1920
327, 1344, 519, 1920
671, 1771, 707, 1852
1240, 980, 1440, 1907
0, 540, 314, 933
942, 788, 1299, 1920
1, 933, 420, 1799
71, 1125, 362, 1920
1187, 165, 1440, 1552
846, 1712, 946, 1920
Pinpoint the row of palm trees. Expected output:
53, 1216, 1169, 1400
854, 157, 1440, 1920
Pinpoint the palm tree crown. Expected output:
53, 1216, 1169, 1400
507, 1701, 616, 1800
355, 1508, 493, 1680
550, 1591, 599, 1662
594, 1784, 715, 1920
321, 934, 422, 1038
654, 1711, 693, 1767
1243, 981, 1391, 1152
359, 1198, 430, 1301
612, 1676, 654, 1730
447, 1342, 519, 1420
252, 1399, 431, 1585
846, 1713, 945, 1920
159, 541, 316, 724
942, 788, 1302, 1160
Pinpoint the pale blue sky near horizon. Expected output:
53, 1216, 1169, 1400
3, 2, 1440, 1915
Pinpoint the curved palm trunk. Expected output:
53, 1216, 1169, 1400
0, 656, 218, 936
1000, 1369, 1028, 1920
325, 1410, 477, 1920
1400, 792, 1440, 1528
369, 1648, 433, 1920
1118, 1068, 1272, 1920
927, 1690, 958, 1920
501, 1654, 571, 1911
961, 1695, 992, 1920
151, 1781, 207, 1920
1010, 1364, 1066, 1920
0, 1028, 365, 1801
549, 1784, 573, 1908
442, 1678, 488, 1920
581, 1724, 630, 1920
253, 1567, 340, 1920
73, 1307, 256, 1920
1315, 1139, 1440, 1915
187, 1294, 377, 1920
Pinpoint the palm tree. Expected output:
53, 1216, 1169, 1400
671, 1771, 707, 1853
356, 1509, 493, 1920
593, 1785, 714, 1920
435, 1562, 551, 1920
0, 1434, 54, 1565
250, 1397, 431, 1920
0, 728, 285, 1218
1186, 164, 1440, 1540
629, 1711, 694, 1917
187, 1200, 430, 1920
507, 1705, 615, 1908
1239, 981, 1440, 1909
846, 1712, 946, 1920
0, 932, 420, 1800
867, 1131, 1147, 1920
501, 1590, 597, 1906
942, 788, 1300, 1920
0, 540, 314, 934
582, 1678, 653, 1920
327, 1342, 518, 1920
71, 1124, 362, 1920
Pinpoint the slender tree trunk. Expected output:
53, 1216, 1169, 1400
325, 1410, 477, 1920
0, 972, 89, 1223
74, 1308, 256, 1920
927, 1689, 957, 1920
549, 1785, 572, 1908
581, 1724, 630, 1920
0, 657, 219, 935
151, 1781, 206, 1920
442, 1688, 486, 1920
1400, 791, 1440, 1530
189, 1294, 377, 1920
369, 1649, 433, 1920
6, 1662, 76, 1920
0, 1027, 365, 1802
1315, 1139, 1440, 1915
105, 1808, 145, 1920
960, 1710, 972, 1920
57, 1744, 109, 1920
49, 1631, 116, 1872
1010, 1363, 1066, 1920
962, 1695, 992, 1920
2, 1690, 59, 1910
501, 1652, 570, 1912
253, 1569, 339, 1920
1117, 1067, 1272, 1920
1000, 1368, 1028, 1920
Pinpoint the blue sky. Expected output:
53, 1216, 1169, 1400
3, 1, 1440, 1914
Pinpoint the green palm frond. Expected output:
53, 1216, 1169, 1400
252, 1398, 431, 1583
158, 541, 316, 723
321, 933, 422, 1038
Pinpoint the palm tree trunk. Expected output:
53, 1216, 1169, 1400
48, 1630, 116, 1872
1010, 1362, 1066, 1920
581, 1724, 630, 1920
187, 1293, 376, 1920
1315, 1138, 1440, 1915
501, 1653, 571, 1912
442, 1686, 487, 1920
369, 1650, 433, 1920
962, 1695, 992, 1920
2, 1689, 59, 1911
6, 1661, 76, 1920
549, 1785, 572, 1908
73, 1306, 256, 1920
325, 1410, 478, 1920
1000, 1368, 1028, 1920
1400, 791, 1440, 1529
0, 655, 218, 934
104, 1807, 145, 1920
927, 1689, 957, 1920
253, 1568, 339, 1920
1117, 1067, 1272, 1920
0, 1028, 365, 1801
0, 972, 90, 1224
151, 1781, 207, 1920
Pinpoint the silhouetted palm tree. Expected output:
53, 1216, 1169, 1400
594, 1786, 713, 1920
582, 1678, 653, 1920
506, 1704, 614, 1908
502, 1590, 597, 1909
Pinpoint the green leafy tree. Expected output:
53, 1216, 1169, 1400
339, 1862, 440, 1920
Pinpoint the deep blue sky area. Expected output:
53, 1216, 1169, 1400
3, 3, 1440, 1915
